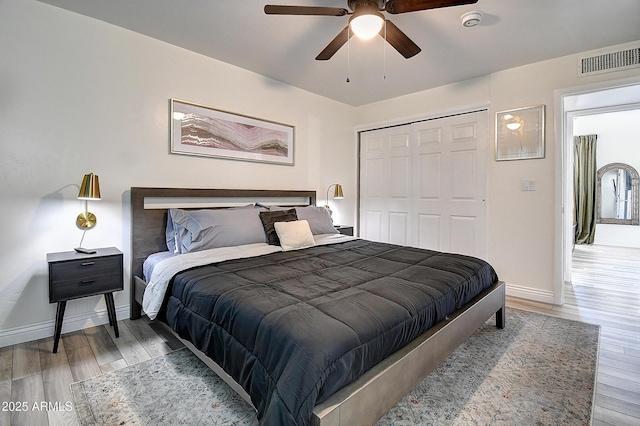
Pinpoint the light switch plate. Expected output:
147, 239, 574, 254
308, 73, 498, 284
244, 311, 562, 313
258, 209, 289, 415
522, 179, 537, 191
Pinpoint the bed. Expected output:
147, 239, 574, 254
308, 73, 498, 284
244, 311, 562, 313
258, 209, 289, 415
130, 187, 505, 426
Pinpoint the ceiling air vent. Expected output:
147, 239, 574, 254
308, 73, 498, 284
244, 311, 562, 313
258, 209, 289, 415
578, 46, 640, 77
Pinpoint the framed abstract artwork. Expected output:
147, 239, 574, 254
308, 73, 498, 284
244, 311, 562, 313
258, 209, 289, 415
170, 99, 294, 165
495, 105, 545, 161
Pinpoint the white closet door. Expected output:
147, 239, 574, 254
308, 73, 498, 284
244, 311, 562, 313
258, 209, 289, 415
359, 125, 412, 245
359, 111, 488, 260
411, 111, 488, 258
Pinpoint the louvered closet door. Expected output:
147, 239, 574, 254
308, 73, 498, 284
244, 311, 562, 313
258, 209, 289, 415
359, 111, 488, 259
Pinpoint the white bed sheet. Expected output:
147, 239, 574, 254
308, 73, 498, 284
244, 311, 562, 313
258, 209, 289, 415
142, 233, 355, 320
143, 251, 177, 281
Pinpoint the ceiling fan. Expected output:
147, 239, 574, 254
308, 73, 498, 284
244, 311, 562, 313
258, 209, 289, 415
264, 0, 478, 60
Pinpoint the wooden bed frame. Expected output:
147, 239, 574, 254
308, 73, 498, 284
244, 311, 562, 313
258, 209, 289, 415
129, 187, 506, 426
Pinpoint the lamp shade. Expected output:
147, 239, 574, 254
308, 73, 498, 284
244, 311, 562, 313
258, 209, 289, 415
78, 173, 101, 200
333, 184, 344, 199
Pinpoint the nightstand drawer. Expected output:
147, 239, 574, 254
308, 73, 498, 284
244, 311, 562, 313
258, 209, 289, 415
49, 256, 121, 282
50, 274, 123, 302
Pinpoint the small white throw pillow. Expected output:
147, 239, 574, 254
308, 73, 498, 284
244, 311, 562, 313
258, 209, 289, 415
274, 220, 315, 251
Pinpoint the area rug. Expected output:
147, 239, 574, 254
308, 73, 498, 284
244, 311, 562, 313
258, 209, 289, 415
71, 308, 599, 425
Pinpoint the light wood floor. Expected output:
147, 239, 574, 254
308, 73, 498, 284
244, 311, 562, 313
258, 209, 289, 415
1, 244, 638, 426
0, 317, 186, 426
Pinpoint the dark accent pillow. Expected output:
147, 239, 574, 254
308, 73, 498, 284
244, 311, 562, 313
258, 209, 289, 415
259, 209, 298, 246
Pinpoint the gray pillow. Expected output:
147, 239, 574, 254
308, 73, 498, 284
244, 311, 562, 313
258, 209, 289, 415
294, 206, 339, 235
268, 206, 338, 235
166, 206, 267, 254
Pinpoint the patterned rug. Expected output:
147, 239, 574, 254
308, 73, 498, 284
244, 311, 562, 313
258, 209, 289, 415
71, 308, 599, 425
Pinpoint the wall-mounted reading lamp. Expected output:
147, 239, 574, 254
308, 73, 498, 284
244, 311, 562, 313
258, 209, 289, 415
325, 183, 344, 209
75, 173, 100, 253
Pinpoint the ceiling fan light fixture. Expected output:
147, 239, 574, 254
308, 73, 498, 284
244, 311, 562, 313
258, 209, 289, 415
349, 9, 384, 40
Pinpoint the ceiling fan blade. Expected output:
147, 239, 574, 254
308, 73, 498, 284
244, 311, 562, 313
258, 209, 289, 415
386, 0, 478, 14
381, 20, 421, 58
316, 27, 353, 60
264, 5, 348, 16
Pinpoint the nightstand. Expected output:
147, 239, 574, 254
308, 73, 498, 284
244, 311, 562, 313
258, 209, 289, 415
47, 247, 123, 353
335, 225, 354, 236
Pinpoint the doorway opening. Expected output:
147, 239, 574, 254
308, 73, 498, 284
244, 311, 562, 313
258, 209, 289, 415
557, 78, 640, 305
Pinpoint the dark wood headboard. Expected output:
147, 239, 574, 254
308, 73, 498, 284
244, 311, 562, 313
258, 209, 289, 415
130, 187, 316, 318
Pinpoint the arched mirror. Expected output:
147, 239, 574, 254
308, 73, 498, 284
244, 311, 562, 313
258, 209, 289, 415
597, 162, 640, 225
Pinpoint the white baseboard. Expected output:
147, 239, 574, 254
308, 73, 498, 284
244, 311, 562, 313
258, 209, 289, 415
0, 305, 130, 348
505, 283, 555, 305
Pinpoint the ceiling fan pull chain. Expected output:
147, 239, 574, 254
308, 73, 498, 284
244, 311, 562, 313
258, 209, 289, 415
383, 19, 387, 80
346, 26, 351, 83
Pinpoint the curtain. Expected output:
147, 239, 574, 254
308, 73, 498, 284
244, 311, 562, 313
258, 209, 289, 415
573, 134, 598, 244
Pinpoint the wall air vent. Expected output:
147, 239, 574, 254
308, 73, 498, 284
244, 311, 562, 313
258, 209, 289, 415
578, 46, 640, 77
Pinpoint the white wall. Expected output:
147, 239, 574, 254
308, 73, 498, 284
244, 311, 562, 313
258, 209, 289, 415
355, 41, 640, 303
0, 0, 356, 346
574, 109, 640, 248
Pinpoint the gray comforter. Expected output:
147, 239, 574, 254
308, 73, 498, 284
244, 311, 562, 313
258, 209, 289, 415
162, 239, 498, 425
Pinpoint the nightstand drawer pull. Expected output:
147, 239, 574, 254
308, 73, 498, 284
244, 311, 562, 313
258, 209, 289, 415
81, 262, 96, 266
80, 279, 96, 285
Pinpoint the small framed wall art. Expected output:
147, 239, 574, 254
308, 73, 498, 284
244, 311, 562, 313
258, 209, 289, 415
495, 105, 545, 161
170, 99, 295, 165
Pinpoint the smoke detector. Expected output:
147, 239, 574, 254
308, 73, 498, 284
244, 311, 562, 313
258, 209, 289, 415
461, 11, 483, 27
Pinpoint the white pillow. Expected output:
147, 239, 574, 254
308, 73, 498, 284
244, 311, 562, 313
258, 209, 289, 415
274, 220, 316, 251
